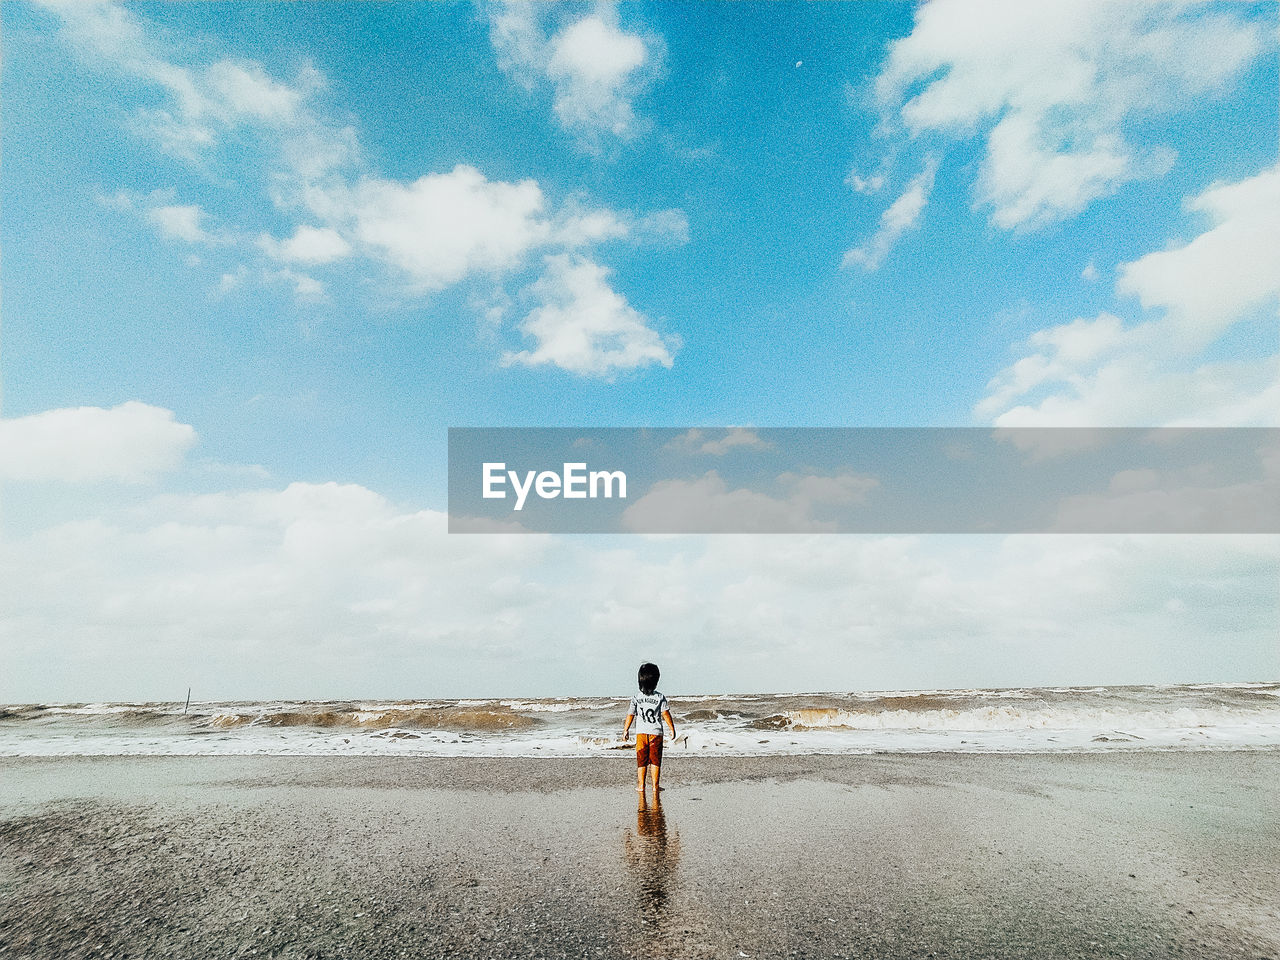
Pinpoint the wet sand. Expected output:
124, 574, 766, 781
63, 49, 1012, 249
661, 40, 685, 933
1, 752, 1278, 959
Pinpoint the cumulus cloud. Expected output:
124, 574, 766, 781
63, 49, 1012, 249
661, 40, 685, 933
489, 1, 659, 145
330, 166, 549, 292
309, 169, 684, 370
218, 265, 251, 294
875, 0, 1266, 229
501, 254, 677, 377
978, 164, 1280, 426
38, 0, 365, 307
547, 13, 650, 137
0, 402, 196, 483
843, 157, 938, 269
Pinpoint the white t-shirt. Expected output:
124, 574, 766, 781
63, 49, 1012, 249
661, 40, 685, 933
628, 691, 669, 736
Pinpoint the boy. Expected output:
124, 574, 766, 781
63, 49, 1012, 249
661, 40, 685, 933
623, 662, 676, 794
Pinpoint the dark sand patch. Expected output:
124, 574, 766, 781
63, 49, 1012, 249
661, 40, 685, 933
2, 753, 1278, 959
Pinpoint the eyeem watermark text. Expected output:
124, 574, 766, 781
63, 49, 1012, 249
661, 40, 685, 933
482, 462, 627, 511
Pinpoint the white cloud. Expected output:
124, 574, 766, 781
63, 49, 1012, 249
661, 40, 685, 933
129, 108, 215, 161
550, 206, 630, 247
39, 0, 370, 310
1, 465, 1275, 699
330, 166, 548, 292
0, 481, 556, 699
547, 13, 650, 138
214, 264, 324, 304
623, 471, 833, 533
45, 2, 686, 374
621, 469, 878, 533
303, 169, 687, 302
502, 255, 677, 377
258, 225, 352, 265
667, 428, 772, 457
264, 268, 326, 304
218, 265, 250, 294
875, 0, 1266, 228
36, 0, 326, 164
489, 1, 658, 145
203, 60, 307, 123
550, 203, 689, 249
632, 208, 691, 246
0, 402, 196, 483
978, 164, 1280, 426
778, 470, 880, 508
703, 430, 768, 456
846, 170, 886, 194
1118, 165, 1280, 345
844, 157, 938, 269
104, 190, 230, 246
1050, 446, 1280, 534
146, 203, 217, 244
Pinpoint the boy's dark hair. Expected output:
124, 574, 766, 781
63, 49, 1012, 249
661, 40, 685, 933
637, 662, 660, 696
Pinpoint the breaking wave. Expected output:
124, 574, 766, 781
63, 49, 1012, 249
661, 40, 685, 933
749, 703, 1280, 732
3, 683, 1279, 757
207, 705, 540, 732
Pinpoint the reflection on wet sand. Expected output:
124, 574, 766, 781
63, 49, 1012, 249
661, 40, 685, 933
623, 794, 682, 932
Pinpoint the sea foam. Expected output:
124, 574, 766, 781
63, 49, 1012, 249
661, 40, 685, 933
2, 683, 1278, 758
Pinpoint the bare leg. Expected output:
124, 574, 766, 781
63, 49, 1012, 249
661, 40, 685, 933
636, 764, 645, 792
649, 764, 661, 793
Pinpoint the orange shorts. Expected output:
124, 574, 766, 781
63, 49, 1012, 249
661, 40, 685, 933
635, 733, 663, 768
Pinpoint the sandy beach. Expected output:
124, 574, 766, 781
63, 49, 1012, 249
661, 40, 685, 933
2, 752, 1278, 959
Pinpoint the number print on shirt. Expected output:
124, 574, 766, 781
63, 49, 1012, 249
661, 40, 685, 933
631, 694, 667, 734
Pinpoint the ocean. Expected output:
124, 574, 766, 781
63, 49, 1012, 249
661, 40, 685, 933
3, 682, 1279, 757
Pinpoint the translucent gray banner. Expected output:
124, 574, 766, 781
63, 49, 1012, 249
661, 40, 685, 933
447, 428, 1280, 534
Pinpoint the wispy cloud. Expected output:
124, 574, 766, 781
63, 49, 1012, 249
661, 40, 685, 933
102, 189, 234, 246
34, 0, 328, 166
843, 157, 938, 270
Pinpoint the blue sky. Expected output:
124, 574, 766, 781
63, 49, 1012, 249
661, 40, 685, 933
1, 1, 1277, 699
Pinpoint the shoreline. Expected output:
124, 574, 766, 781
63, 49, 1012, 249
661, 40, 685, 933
3, 752, 1278, 958
8, 682, 1279, 759
7, 741, 1280, 762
